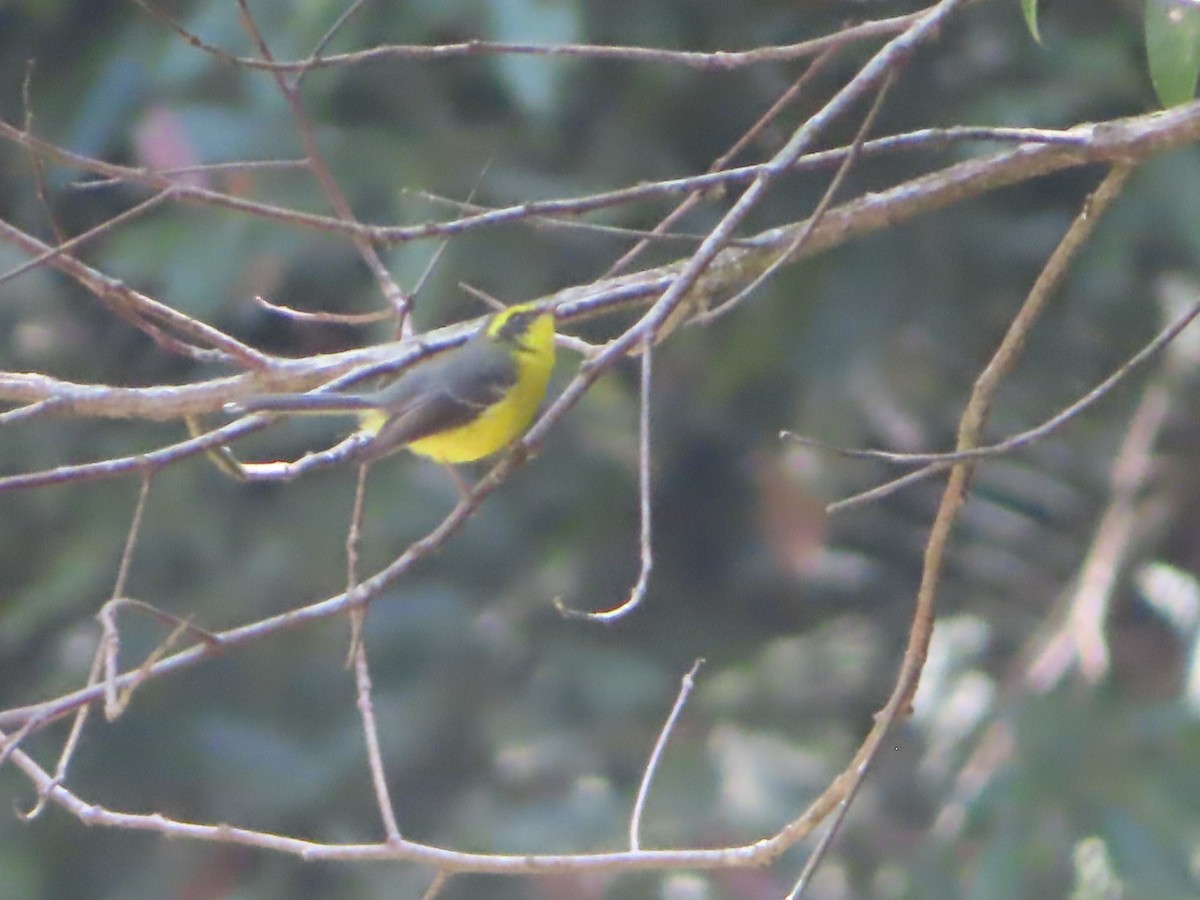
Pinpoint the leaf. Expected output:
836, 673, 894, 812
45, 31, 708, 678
1020, 0, 1042, 44
1146, 0, 1200, 108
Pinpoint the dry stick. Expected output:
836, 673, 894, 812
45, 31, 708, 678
629, 659, 704, 851
233, 0, 410, 322
20, 649, 105, 821
2, 0, 969, 779
0, 115, 1094, 250
825, 463, 952, 514
457, 282, 509, 313
523, 0, 972, 477
605, 44, 840, 278
344, 464, 403, 840
936, 361, 1182, 838
9, 81, 266, 365
701, 67, 897, 325
98, 600, 213, 720
0, 396, 372, 492
0, 216, 268, 368
133, 6, 922, 74
780, 163, 1136, 895
0, 399, 58, 426
21, 61, 67, 246
77, 158, 308, 188
544, 0, 967, 622
23, 257, 228, 366
0, 190, 172, 289
22, 474, 152, 818
417, 190, 755, 246
290, 0, 370, 90
358, 114, 1168, 251
1026, 377, 1174, 688
0, 150, 1184, 733
305, 13, 915, 72
352, 636, 403, 840
0, 434, 533, 730
0, 109, 1192, 332
3, 727, 782, 872
562, 335, 654, 621
345, 461, 369, 661
254, 294, 394, 325
100, 474, 154, 719
134, 128, 1083, 198
0, 719, 37, 773
0, 411, 266, 487
421, 870, 451, 900
814, 294, 1200, 513
403, 162, 498, 337
2, 61, 1190, 897
938, 352, 1185, 837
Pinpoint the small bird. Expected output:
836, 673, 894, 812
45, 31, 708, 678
236, 303, 556, 464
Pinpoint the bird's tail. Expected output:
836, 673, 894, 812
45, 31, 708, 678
229, 393, 379, 416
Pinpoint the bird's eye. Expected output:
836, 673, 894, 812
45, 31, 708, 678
498, 310, 534, 339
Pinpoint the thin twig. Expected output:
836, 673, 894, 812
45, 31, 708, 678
0, 0, 972, 747
825, 463, 951, 514
0, 216, 269, 368
352, 642, 403, 840
20, 646, 105, 820
421, 870, 451, 899
560, 335, 654, 621
0, 722, 807, 870
629, 659, 704, 850
524, 0, 973, 481
21, 61, 66, 245
0, 114, 1131, 253
0, 190, 172, 289
342, 461, 401, 838
398, 162, 498, 339
606, 45, 841, 278
99, 601, 210, 721
346, 462, 368, 666
760, 162, 1137, 883
290, 0, 369, 90
0, 719, 37, 773
1026, 379, 1173, 687
100, 474, 153, 718
812, 293, 1200, 513
254, 295, 394, 326
414, 190, 748, 246
0, 437, 543, 731
699, 66, 897, 324
234, 0, 410, 320
133, 6, 925, 74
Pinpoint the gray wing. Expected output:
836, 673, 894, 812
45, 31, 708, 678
366, 335, 518, 455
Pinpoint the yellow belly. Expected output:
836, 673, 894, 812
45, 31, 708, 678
406, 339, 554, 464
407, 391, 533, 463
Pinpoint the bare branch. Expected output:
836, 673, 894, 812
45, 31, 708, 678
629, 659, 704, 851
133, 5, 925, 74
233, 0, 410, 321
559, 336, 654, 621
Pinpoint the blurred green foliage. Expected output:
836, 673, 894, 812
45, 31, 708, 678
3, 1, 1200, 898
